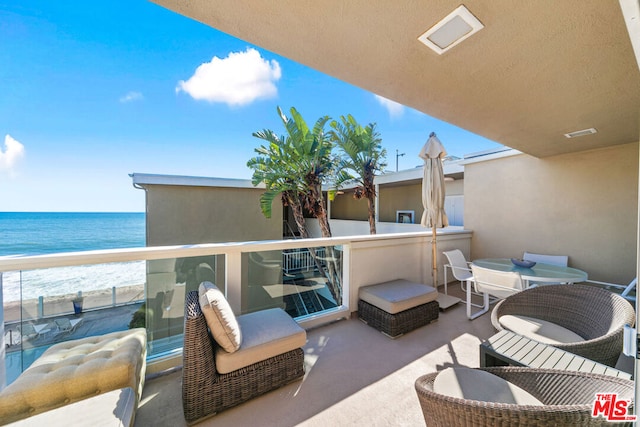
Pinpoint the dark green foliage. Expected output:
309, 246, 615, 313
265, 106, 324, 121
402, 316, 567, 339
129, 303, 146, 329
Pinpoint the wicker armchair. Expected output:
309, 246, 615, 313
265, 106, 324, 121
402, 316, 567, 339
415, 367, 634, 426
491, 284, 635, 367
182, 291, 305, 424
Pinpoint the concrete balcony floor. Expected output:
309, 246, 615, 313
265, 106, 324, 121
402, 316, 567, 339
136, 285, 495, 426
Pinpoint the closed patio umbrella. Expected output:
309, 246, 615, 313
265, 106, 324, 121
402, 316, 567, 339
420, 132, 459, 308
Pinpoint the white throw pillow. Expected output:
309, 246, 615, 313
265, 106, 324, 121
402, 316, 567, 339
199, 281, 242, 353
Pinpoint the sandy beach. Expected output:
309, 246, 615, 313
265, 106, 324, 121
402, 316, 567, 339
3, 284, 145, 324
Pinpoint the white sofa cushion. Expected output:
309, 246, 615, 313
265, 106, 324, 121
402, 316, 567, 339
215, 308, 306, 374
0, 329, 146, 424
199, 281, 242, 353
499, 314, 585, 345
7, 387, 136, 427
434, 367, 543, 405
359, 279, 437, 314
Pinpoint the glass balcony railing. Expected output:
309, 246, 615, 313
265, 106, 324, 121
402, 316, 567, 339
0, 239, 352, 385
1, 230, 473, 386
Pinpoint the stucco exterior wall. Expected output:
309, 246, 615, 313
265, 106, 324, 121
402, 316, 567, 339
143, 184, 282, 246
331, 179, 464, 224
330, 189, 368, 221
378, 183, 422, 223
464, 142, 639, 283
446, 179, 464, 196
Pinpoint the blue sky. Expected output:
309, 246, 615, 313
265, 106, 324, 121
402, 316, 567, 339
0, 1, 502, 212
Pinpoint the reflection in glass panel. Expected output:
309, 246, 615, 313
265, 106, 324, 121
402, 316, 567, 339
145, 255, 219, 357
245, 246, 342, 319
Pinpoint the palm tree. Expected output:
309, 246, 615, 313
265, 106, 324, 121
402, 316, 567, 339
248, 106, 341, 303
330, 114, 387, 234
247, 106, 333, 238
247, 127, 310, 238
278, 107, 334, 239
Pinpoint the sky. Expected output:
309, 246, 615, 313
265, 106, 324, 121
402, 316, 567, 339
0, 1, 502, 212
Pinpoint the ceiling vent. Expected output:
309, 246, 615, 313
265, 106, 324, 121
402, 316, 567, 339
418, 5, 484, 54
564, 128, 598, 138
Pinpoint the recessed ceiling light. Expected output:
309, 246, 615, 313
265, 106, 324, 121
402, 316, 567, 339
564, 128, 598, 138
418, 5, 484, 55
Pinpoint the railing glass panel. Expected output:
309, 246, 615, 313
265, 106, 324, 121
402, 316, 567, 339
245, 246, 343, 320
144, 254, 221, 357
3, 261, 146, 385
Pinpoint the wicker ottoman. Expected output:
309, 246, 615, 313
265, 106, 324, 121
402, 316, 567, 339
358, 279, 439, 338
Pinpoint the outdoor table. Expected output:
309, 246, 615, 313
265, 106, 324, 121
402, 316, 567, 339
471, 258, 588, 287
480, 329, 631, 379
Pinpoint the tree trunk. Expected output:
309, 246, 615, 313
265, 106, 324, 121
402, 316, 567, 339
316, 210, 332, 238
366, 195, 376, 234
286, 195, 308, 239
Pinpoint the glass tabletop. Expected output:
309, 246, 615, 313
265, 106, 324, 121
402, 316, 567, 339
472, 258, 588, 283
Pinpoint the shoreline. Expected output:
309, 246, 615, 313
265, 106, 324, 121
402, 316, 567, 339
3, 284, 145, 324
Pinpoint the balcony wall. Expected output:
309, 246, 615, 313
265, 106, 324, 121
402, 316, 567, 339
464, 142, 639, 283
347, 231, 471, 310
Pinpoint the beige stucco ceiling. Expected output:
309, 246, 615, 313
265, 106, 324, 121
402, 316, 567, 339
152, 0, 640, 158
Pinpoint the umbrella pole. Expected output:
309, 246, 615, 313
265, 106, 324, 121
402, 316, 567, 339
431, 225, 437, 288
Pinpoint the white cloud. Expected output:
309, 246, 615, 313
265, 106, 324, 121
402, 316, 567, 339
176, 48, 281, 106
374, 94, 404, 118
119, 91, 144, 103
0, 134, 25, 176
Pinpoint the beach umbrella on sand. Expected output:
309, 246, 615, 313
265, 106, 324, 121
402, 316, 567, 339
420, 132, 459, 308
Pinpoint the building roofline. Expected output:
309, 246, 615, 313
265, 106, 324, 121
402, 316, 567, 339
131, 147, 517, 191
459, 147, 522, 165
129, 173, 265, 189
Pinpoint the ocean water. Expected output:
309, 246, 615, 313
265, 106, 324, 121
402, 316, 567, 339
1, 212, 146, 301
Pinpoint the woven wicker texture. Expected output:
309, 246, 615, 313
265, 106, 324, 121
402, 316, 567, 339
415, 367, 634, 426
182, 291, 305, 424
358, 299, 439, 337
491, 285, 635, 367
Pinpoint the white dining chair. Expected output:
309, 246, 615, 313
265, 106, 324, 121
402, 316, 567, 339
442, 249, 473, 292
523, 252, 568, 267
468, 265, 524, 320
523, 252, 570, 285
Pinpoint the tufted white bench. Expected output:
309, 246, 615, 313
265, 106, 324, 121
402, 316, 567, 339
358, 279, 439, 338
0, 328, 146, 425
6, 387, 136, 427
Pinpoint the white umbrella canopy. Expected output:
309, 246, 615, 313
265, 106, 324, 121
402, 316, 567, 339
420, 132, 449, 230
420, 132, 458, 307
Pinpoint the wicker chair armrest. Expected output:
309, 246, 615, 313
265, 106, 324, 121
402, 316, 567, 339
415, 367, 634, 426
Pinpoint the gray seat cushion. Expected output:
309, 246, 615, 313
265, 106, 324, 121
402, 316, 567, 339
359, 279, 437, 314
215, 308, 306, 374
498, 314, 585, 344
434, 367, 543, 405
